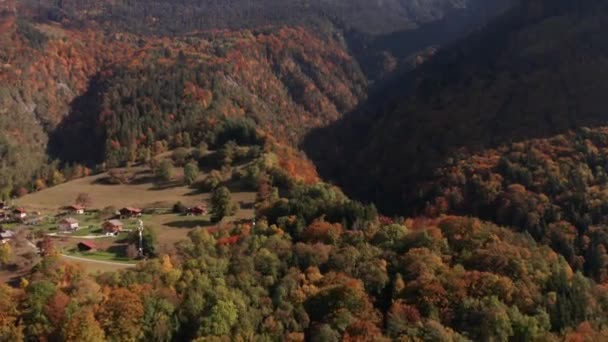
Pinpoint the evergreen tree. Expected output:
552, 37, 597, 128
210, 186, 234, 223
156, 160, 173, 182
184, 162, 199, 186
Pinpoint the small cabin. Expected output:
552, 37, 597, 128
0, 229, 14, 244
58, 218, 79, 232
67, 205, 85, 215
12, 208, 26, 219
119, 207, 142, 218
0, 212, 10, 222
77, 241, 97, 252
187, 205, 208, 216
103, 219, 124, 234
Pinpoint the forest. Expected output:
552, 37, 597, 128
3, 174, 608, 341
307, 0, 608, 215
4, 0, 608, 340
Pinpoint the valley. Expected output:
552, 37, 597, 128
3, 0, 608, 341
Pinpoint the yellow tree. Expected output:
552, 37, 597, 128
97, 287, 144, 342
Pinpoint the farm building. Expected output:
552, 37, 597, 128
103, 219, 124, 234
120, 207, 142, 218
12, 208, 26, 219
187, 205, 208, 216
58, 218, 79, 232
0, 229, 14, 243
67, 205, 85, 215
77, 241, 97, 252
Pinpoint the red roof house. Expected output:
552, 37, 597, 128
77, 241, 97, 252
187, 205, 208, 216
103, 220, 124, 234
119, 207, 142, 218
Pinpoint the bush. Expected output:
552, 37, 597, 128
173, 201, 188, 214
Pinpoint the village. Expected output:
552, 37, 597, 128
0, 165, 256, 283
0, 200, 211, 263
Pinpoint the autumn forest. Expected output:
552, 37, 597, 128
2, 0, 608, 341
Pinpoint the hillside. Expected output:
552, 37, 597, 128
23, 0, 503, 36
305, 0, 608, 279
307, 0, 608, 212
0, 0, 512, 199
0, 13, 365, 194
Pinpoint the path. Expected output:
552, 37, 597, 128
47, 233, 117, 239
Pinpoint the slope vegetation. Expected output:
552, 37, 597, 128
308, 0, 608, 214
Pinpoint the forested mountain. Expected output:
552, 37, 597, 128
7, 0, 608, 340
0, 0, 510, 198
5, 189, 608, 341
24, 0, 505, 35
306, 0, 608, 279
308, 0, 608, 211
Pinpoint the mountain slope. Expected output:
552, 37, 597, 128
307, 0, 608, 214
0, 0, 512, 196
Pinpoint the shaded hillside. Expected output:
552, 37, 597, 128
23, 0, 500, 36
306, 0, 608, 215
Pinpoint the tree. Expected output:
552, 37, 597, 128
156, 160, 173, 182
184, 162, 199, 186
75, 193, 93, 207
201, 171, 222, 191
0, 284, 24, 340
0, 243, 12, 267
210, 186, 235, 223
172, 147, 190, 166
97, 288, 144, 342
198, 300, 238, 337
50, 171, 66, 186
62, 307, 105, 342
128, 226, 157, 258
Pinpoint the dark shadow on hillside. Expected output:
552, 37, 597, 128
347, 0, 512, 81
165, 219, 214, 229
149, 180, 184, 191
303, 2, 608, 216
47, 73, 107, 165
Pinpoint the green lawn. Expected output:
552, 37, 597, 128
67, 250, 135, 264
71, 226, 104, 236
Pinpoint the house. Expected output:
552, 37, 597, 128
119, 207, 142, 218
58, 218, 79, 232
103, 219, 124, 234
67, 205, 85, 215
0, 229, 14, 243
0, 212, 10, 222
187, 205, 208, 216
12, 208, 26, 220
77, 241, 97, 252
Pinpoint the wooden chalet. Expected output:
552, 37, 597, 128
67, 205, 85, 215
119, 207, 142, 218
103, 219, 124, 234
58, 218, 79, 232
0, 229, 14, 244
77, 241, 97, 252
12, 208, 26, 219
